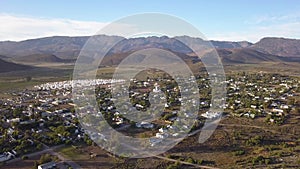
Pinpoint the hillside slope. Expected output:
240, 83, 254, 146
252, 37, 300, 57
0, 58, 32, 73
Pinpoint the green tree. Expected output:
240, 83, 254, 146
39, 154, 52, 164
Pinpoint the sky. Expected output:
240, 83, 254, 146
0, 0, 300, 42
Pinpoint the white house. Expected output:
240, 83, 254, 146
153, 83, 161, 93
0, 152, 14, 162
272, 108, 284, 113
38, 161, 56, 169
136, 121, 154, 129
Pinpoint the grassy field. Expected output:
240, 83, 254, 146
56, 145, 89, 161
224, 62, 300, 77
0, 65, 73, 94
1, 61, 299, 93
56, 144, 127, 169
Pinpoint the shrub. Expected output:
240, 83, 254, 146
265, 159, 271, 165
186, 157, 195, 164
233, 150, 245, 156
246, 136, 263, 146
22, 155, 28, 160
166, 161, 181, 169
197, 159, 203, 165
251, 156, 271, 165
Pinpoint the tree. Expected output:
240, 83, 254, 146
166, 161, 181, 169
36, 144, 43, 150
39, 154, 52, 164
33, 161, 39, 169
22, 155, 28, 160
186, 157, 195, 164
26, 76, 32, 82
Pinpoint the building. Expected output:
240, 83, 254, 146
153, 83, 160, 93
0, 152, 14, 162
37, 161, 56, 169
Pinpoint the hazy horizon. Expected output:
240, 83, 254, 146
1, 34, 299, 44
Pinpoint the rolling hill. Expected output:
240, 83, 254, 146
217, 48, 284, 64
0, 35, 122, 59
14, 54, 73, 63
0, 58, 32, 73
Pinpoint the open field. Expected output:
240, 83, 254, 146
1, 61, 299, 93
0, 66, 73, 94
55, 144, 124, 169
224, 62, 300, 77
164, 112, 300, 168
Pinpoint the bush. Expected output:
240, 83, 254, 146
233, 150, 245, 156
166, 161, 180, 169
252, 155, 264, 164
166, 154, 174, 159
251, 156, 271, 165
36, 144, 43, 150
246, 136, 263, 146
39, 154, 52, 164
197, 159, 203, 165
65, 140, 72, 145
186, 157, 195, 164
265, 159, 270, 165
22, 155, 28, 160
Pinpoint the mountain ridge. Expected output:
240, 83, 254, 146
251, 37, 300, 57
0, 35, 299, 66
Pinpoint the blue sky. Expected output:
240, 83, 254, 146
0, 0, 300, 42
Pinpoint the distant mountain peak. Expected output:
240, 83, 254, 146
252, 37, 300, 57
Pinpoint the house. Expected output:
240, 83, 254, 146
153, 83, 161, 93
172, 133, 179, 137
155, 132, 168, 139
6, 118, 20, 123
7, 128, 14, 135
20, 119, 35, 125
115, 117, 124, 125
250, 113, 256, 119
201, 112, 222, 119
38, 161, 56, 169
136, 121, 154, 129
158, 128, 167, 133
135, 104, 144, 109
272, 108, 284, 113
280, 105, 289, 109
149, 137, 162, 146
0, 152, 14, 162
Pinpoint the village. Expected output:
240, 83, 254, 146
0, 72, 299, 168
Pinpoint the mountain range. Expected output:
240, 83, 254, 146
0, 35, 299, 72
